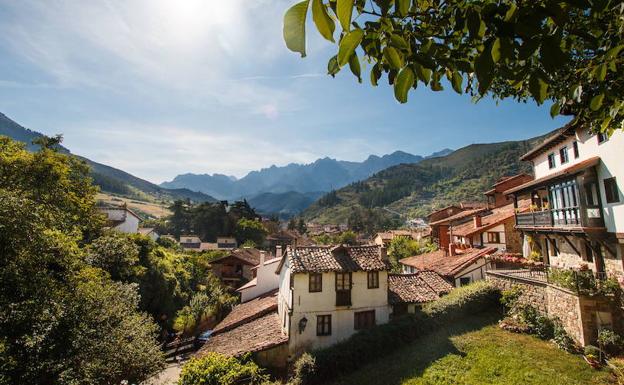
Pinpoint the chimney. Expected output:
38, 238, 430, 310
276, 245, 283, 259
260, 251, 266, 266
449, 243, 457, 256
473, 215, 482, 228
380, 246, 388, 263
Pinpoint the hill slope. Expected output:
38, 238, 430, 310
247, 191, 325, 219
0, 112, 216, 203
303, 135, 546, 225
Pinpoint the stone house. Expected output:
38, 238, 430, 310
211, 248, 262, 288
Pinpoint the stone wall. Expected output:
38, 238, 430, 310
503, 218, 522, 253
487, 272, 547, 313
545, 285, 584, 345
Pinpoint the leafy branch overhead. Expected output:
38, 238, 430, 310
283, 0, 624, 132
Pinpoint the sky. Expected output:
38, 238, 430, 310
0, 0, 570, 184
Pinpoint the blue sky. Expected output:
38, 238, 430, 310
0, 0, 569, 184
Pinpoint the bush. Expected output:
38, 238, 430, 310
304, 281, 500, 384
289, 353, 316, 385
584, 345, 602, 361
500, 286, 523, 312
598, 329, 622, 357
519, 305, 554, 340
552, 321, 577, 353
178, 353, 268, 385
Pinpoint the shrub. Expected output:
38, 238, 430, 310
178, 353, 268, 385
598, 329, 622, 357
500, 286, 523, 312
519, 305, 554, 340
289, 353, 316, 385
584, 345, 602, 361
305, 281, 500, 384
552, 321, 577, 353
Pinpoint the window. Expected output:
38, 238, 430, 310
549, 180, 581, 226
548, 153, 556, 169
460, 277, 471, 286
598, 132, 608, 144
585, 182, 599, 206
335, 272, 352, 306
309, 273, 322, 293
604, 177, 620, 204
486, 232, 501, 244
559, 146, 569, 164
367, 271, 379, 289
354, 310, 376, 330
573, 141, 580, 159
316, 315, 332, 336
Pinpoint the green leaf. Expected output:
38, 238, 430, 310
327, 55, 340, 77
413, 63, 432, 84
370, 64, 381, 86
550, 102, 561, 118
389, 34, 409, 50
337, 0, 354, 31
529, 75, 548, 104
338, 29, 364, 66
540, 37, 566, 72
467, 10, 485, 39
491, 38, 501, 63
451, 71, 463, 94
283, 1, 310, 57
606, 45, 624, 60
383, 46, 404, 69
504, 3, 517, 21
394, 67, 415, 103
396, 0, 410, 17
312, 0, 335, 42
595, 63, 607, 81
474, 50, 494, 94
348, 53, 362, 83
590, 94, 604, 111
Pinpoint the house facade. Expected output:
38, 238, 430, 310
238, 249, 282, 303
211, 248, 262, 288
98, 206, 140, 234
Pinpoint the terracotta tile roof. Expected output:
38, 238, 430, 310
211, 248, 262, 266
429, 208, 489, 226
504, 157, 600, 195
399, 247, 496, 277
286, 245, 387, 274
197, 312, 287, 357
212, 290, 278, 334
138, 227, 155, 235
388, 272, 453, 304
451, 200, 530, 237
236, 277, 257, 291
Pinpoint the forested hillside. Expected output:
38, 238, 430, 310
303, 135, 547, 226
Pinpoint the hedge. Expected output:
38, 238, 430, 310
305, 281, 500, 384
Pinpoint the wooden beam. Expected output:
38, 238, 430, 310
597, 239, 617, 258
544, 234, 560, 255
561, 234, 581, 257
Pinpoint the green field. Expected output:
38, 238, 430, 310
330, 312, 614, 385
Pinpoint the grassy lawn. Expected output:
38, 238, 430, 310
330, 312, 614, 385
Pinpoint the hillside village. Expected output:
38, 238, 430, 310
85, 123, 624, 384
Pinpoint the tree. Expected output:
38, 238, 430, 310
297, 217, 308, 234
86, 232, 142, 281
284, 0, 624, 133
0, 136, 164, 384
339, 230, 358, 245
234, 218, 268, 246
287, 217, 297, 231
387, 236, 437, 272
169, 200, 191, 238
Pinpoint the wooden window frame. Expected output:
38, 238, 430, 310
309, 273, 322, 293
316, 315, 332, 336
459, 277, 471, 286
598, 132, 608, 144
354, 310, 376, 330
486, 232, 501, 244
559, 146, 569, 164
335, 272, 352, 306
604, 177, 620, 204
367, 271, 379, 289
548, 153, 556, 169
572, 141, 580, 159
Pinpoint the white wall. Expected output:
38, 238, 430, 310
240, 259, 280, 303
531, 129, 623, 233
277, 259, 292, 336
453, 258, 487, 287
287, 270, 390, 354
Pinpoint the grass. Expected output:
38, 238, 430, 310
330, 311, 614, 385
97, 192, 171, 219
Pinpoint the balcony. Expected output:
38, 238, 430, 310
336, 290, 352, 306
515, 208, 581, 229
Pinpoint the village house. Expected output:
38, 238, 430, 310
264, 229, 313, 252
138, 227, 159, 241
198, 244, 452, 367
179, 235, 202, 250
98, 205, 141, 234
237, 247, 283, 303
400, 246, 497, 287
211, 247, 263, 288
487, 124, 624, 346
373, 229, 429, 247
427, 203, 488, 252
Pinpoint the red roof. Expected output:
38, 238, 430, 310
429, 208, 489, 226
281, 245, 387, 274
451, 200, 530, 237
212, 290, 277, 334
388, 272, 453, 304
211, 248, 262, 266
399, 247, 496, 277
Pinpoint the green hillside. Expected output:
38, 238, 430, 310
0, 112, 215, 204
303, 134, 547, 226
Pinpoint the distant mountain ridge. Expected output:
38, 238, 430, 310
0, 112, 216, 204
161, 149, 453, 200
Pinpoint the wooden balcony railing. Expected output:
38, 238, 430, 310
516, 211, 552, 227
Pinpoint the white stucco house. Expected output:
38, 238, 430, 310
238, 247, 283, 303
98, 206, 140, 234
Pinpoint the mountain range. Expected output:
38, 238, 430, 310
161, 150, 452, 198
302, 133, 549, 228
0, 112, 216, 204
